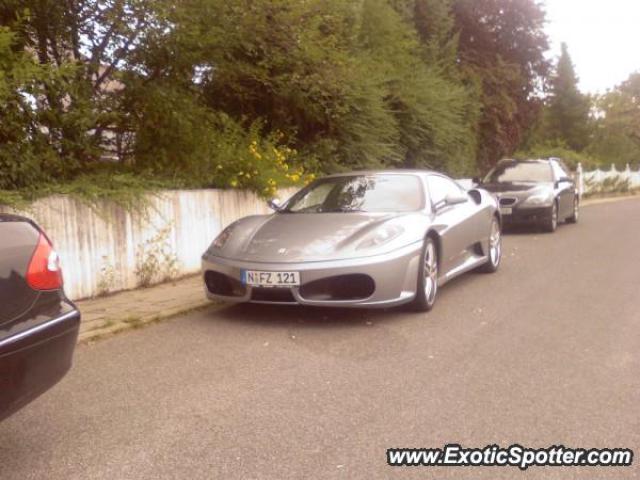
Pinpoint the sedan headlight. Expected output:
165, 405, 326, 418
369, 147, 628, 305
522, 192, 553, 206
356, 225, 404, 251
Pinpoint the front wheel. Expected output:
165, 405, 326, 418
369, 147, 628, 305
478, 216, 502, 273
411, 237, 438, 312
566, 195, 579, 224
541, 200, 558, 233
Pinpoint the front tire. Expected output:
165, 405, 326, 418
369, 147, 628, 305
411, 237, 438, 312
541, 200, 558, 233
566, 195, 579, 224
478, 216, 502, 273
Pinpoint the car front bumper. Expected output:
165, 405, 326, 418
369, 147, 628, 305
201, 242, 423, 308
501, 205, 552, 225
0, 308, 80, 422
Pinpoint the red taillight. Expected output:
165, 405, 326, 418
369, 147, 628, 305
26, 233, 64, 290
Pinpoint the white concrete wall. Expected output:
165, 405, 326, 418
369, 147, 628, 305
1, 188, 297, 300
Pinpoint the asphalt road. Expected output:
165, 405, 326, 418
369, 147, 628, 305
1, 198, 639, 480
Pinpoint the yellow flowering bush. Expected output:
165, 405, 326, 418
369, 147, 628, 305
154, 114, 317, 198
221, 125, 314, 198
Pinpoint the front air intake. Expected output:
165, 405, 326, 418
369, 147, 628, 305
299, 274, 375, 301
204, 271, 246, 297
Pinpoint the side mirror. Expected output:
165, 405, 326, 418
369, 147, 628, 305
267, 199, 282, 211
472, 176, 481, 185
444, 192, 468, 207
555, 177, 571, 188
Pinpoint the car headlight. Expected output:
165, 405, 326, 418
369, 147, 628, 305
356, 225, 404, 250
211, 224, 235, 249
523, 192, 553, 206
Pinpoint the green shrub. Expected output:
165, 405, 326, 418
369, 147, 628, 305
515, 143, 601, 170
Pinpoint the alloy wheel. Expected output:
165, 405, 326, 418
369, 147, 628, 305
424, 241, 438, 304
489, 218, 501, 266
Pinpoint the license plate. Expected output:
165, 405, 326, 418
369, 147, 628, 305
242, 270, 300, 287
500, 207, 513, 215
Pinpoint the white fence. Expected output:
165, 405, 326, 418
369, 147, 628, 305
1, 188, 296, 300
576, 163, 640, 196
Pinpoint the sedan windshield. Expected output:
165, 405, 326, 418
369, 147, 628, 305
484, 160, 553, 183
282, 174, 423, 213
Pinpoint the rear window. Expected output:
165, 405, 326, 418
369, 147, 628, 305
0, 220, 40, 251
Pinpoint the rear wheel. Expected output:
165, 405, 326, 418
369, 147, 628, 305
541, 200, 558, 233
566, 195, 579, 224
411, 237, 438, 312
478, 216, 501, 273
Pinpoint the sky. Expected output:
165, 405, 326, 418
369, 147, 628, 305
543, 0, 640, 94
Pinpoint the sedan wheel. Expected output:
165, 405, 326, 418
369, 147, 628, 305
542, 200, 558, 233
566, 196, 579, 224
411, 237, 438, 312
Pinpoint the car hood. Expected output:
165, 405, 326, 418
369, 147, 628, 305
208, 212, 428, 263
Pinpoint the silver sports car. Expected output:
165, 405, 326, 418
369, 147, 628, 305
201, 170, 502, 311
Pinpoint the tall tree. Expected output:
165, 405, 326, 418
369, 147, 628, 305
452, 0, 549, 169
0, 0, 156, 183
588, 72, 640, 167
544, 43, 591, 151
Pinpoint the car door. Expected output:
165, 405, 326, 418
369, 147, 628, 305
551, 160, 574, 218
426, 175, 482, 275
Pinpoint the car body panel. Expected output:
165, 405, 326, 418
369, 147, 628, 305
203, 241, 423, 307
213, 211, 429, 263
202, 170, 500, 308
0, 214, 80, 421
0, 219, 41, 325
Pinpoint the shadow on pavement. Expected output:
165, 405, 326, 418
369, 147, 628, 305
502, 224, 541, 235
208, 302, 403, 329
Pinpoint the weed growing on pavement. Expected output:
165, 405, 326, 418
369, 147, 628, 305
134, 225, 180, 287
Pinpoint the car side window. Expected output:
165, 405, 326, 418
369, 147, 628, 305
558, 160, 573, 178
550, 161, 567, 181
427, 175, 465, 209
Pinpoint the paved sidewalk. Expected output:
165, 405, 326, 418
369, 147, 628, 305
76, 275, 211, 343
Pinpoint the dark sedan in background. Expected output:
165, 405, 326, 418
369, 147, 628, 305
0, 214, 80, 421
477, 158, 579, 232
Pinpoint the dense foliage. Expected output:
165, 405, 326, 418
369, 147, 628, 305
0, 0, 637, 203
521, 45, 640, 170
588, 73, 640, 167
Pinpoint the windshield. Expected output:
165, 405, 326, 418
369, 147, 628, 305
484, 161, 553, 183
282, 174, 424, 213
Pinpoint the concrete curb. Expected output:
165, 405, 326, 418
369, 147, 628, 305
76, 274, 216, 344
582, 194, 639, 206
78, 301, 214, 344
